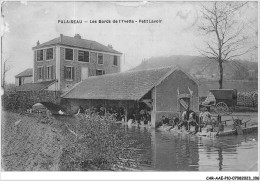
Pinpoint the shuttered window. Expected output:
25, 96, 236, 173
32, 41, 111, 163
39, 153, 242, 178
37, 50, 43, 61
64, 66, 74, 80
98, 53, 103, 64
65, 48, 73, 60
113, 56, 118, 66
46, 66, 53, 79
78, 50, 89, 62
46, 48, 54, 60
38, 67, 44, 80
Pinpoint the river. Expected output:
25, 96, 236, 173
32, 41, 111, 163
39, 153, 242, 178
120, 124, 258, 171
53, 114, 258, 171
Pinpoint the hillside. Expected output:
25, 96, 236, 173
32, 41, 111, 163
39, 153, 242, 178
130, 55, 258, 81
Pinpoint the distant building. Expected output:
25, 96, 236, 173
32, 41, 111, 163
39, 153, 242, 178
15, 68, 33, 86
16, 34, 122, 92
248, 69, 257, 80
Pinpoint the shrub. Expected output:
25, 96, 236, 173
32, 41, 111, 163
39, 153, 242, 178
59, 114, 140, 171
237, 91, 258, 107
2, 90, 61, 111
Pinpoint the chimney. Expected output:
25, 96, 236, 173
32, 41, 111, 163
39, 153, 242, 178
37, 40, 40, 46
74, 34, 81, 39
60, 34, 63, 42
107, 44, 113, 49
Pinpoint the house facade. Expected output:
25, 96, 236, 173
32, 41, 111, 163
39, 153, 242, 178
32, 34, 122, 91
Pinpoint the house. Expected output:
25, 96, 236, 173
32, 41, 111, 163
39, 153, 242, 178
248, 69, 258, 80
61, 66, 199, 127
28, 34, 122, 91
15, 68, 33, 86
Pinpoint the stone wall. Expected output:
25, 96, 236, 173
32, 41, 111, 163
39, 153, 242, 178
2, 90, 61, 111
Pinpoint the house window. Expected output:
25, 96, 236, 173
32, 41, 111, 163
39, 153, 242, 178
78, 50, 89, 62
38, 67, 44, 80
46, 48, 54, 60
37, 50, 43, 61
96, 69, 105, 76
65, 66, 74, 80
98, 53, 103, 64
18, 77, 24, 86
46, 66, 53, 79
65, 48, 73, 60
113, 56, 118, 66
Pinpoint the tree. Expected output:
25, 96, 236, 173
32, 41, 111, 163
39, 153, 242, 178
198, 2, 254, 89
1, 55, 12, 89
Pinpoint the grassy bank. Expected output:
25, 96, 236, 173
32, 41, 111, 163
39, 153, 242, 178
1, 111, 63, 171
1, 111, 140, 171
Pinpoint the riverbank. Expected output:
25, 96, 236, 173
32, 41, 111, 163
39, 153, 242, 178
1, 111, 63, 171
2, 110, 258, 171
1, 111, 140, 171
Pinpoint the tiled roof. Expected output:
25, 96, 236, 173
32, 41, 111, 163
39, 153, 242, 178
61, 67, 177, 100
16, 80, 57, 92
33, 35, 122, 55
15, 68, 33, 78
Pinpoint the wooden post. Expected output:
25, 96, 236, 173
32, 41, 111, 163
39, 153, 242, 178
218, 115, 222, 124
217, 115, 220, 122
151, 88, 156, 128
199, 116, 201, 132
191, 95, 194, 111
124, 100, 128, 122
104, 99, 107, 116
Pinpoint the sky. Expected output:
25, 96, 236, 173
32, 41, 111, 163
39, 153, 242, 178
1, 1, 258, 83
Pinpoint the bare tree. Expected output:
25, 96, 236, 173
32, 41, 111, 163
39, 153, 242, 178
1, 55, 12, 89
198, 2, 254, 89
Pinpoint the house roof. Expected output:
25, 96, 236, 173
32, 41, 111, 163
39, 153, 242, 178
16, 80, 57, 92
15, 68, 33, 78
33, 35, 122, 55
61, 66, 178, 100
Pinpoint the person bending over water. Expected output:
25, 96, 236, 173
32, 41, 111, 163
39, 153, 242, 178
155, 115, 170, 128
179, 107, 194, 131
188, 112, 199, 133
161, 116, 170, 125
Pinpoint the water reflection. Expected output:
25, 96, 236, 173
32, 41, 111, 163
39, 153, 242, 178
122, 124, 258, 171
151, 131, 199, 171
198, 134, 258, 171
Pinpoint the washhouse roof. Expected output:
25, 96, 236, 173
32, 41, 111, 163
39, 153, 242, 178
61, 66, 184, 100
